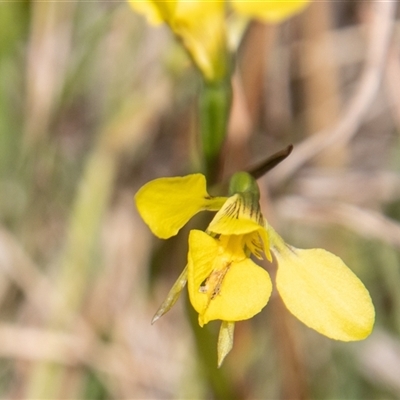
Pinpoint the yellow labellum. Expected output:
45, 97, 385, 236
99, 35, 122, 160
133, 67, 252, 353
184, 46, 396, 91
188, 230, 272, 326
134, 174, 227, 239
272, 238, 375, 341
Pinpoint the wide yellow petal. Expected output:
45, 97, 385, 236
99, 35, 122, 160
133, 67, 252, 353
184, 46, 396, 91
135, 174, 227, 239
200, 257, 272, 325
231, 0, 310, 23
275, 246, 375, 341
188, 230, 272, 326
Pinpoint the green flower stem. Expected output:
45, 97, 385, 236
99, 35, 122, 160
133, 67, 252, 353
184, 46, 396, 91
199, 78, 232, 184
186, 294, 241, 400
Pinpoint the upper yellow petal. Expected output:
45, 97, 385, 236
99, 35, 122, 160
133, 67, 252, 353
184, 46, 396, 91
188, 230, 272, 326
274, 245, 375, 341
231, 0, 310, 23
135, 174, 227, 239
207, 193, 272, 260
208, 193, 263, 235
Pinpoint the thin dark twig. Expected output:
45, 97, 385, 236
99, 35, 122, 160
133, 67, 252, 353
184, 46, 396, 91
249, 144, 293, 179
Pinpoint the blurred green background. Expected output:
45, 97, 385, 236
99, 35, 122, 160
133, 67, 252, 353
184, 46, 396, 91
0, 1, 400, 399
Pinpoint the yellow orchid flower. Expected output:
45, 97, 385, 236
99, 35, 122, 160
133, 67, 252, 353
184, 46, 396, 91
128, 0, 310, 81
136, 171, 272, 365
128, 0, 228, 81
135, 171, 375, 365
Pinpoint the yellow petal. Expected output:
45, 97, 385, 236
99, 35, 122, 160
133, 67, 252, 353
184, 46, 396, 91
188, 230, 272, 325
231, 0, 310, 23
208, 194, 263, 235
135, 174, 227, 239
275, 246, 375, 341
201, 258, 271, 324
128, 0, 176, 25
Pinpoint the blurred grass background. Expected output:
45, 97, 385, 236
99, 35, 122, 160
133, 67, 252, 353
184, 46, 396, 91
0, 1, 400, 399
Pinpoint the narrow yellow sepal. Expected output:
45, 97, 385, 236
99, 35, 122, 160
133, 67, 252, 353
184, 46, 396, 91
274, 244, 375, 341
188, 230, 272, 326
152, 266, 188, 324
134, 174, 227, 239
217, 321, 235, 368
231, 0, 310, 23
